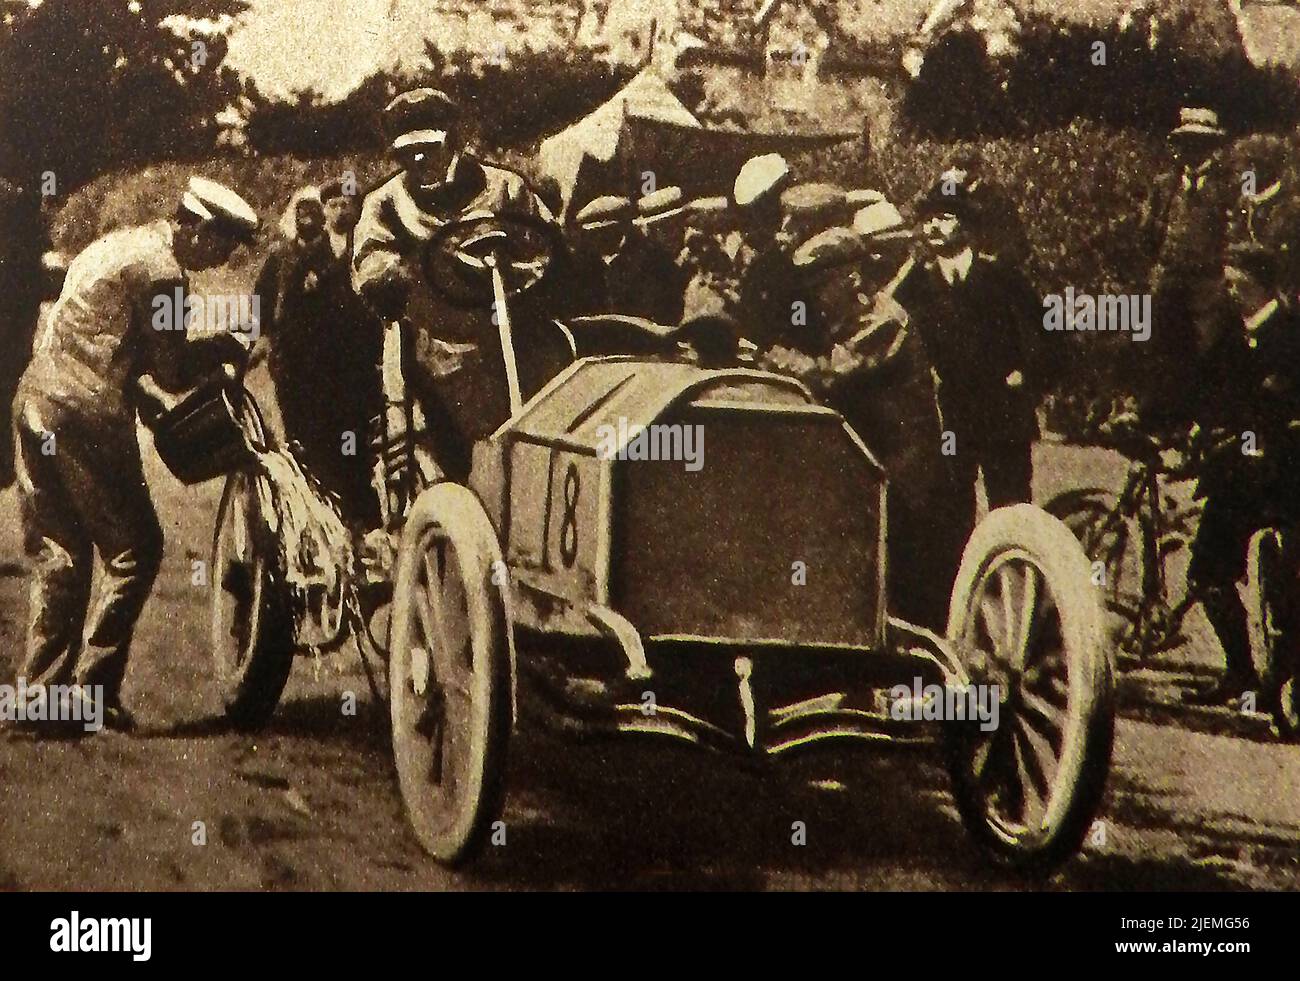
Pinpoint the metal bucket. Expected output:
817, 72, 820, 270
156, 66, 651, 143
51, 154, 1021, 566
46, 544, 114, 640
152, 375, 261, 485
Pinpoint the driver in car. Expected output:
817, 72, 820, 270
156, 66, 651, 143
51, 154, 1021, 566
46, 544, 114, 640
352, 88, 554, 484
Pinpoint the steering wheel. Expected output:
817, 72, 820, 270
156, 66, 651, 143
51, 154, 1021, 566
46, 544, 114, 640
421, 209, 560, 310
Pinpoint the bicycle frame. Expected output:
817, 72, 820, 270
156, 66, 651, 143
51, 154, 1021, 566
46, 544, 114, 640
1081, 448, 1204, 661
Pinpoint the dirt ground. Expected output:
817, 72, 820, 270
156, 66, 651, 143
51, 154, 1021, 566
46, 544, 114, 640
1, 403, 1299, 892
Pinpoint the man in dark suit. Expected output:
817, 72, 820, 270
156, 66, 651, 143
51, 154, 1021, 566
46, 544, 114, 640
1138, 107, 1235, 430
1183, 241, 1300, 706
896, 170, 1043, 512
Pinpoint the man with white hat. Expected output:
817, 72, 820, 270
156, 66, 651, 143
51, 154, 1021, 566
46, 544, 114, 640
352, 88, 552, 482
732, 152, 815, 351
12, 175, 258, 732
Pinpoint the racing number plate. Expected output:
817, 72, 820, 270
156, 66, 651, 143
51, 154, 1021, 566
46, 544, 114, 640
506, 440, 605, 604
541, 449, 604, 599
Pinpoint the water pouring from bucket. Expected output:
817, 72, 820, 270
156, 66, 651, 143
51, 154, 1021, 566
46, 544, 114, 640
142, 362, 356, 650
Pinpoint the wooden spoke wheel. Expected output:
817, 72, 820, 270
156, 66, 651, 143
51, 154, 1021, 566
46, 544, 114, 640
389, 483, 512, 865
945, 504, 1114, 873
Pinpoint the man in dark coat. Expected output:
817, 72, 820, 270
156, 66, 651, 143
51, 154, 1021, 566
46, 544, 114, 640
1138, 107, 1235, 429
896, 171, 1043, 511
1183, 241, 1300, 706
255, 181, 380, 530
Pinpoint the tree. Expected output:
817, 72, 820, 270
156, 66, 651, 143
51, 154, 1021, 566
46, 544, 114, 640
0, 0, 248, 191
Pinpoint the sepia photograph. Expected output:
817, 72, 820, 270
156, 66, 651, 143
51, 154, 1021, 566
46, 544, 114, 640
1, 0, 1299, 956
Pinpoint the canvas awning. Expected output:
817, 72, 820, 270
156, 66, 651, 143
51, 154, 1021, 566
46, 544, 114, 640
537, 68, 701, 215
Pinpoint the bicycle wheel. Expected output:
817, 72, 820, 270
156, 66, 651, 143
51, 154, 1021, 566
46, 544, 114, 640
1044, 488, 1145, 659
1245, 528, 1300, 735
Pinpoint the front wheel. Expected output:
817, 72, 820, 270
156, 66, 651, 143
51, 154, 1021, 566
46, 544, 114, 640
945, 504, 1115, 873
389, 482, 512, 865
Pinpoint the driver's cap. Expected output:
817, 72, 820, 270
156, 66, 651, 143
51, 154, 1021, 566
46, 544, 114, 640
385, 88, 459, 151
575, 195, 633, 231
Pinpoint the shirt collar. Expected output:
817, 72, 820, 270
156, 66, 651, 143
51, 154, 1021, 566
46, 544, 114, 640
936, 247, 974, 284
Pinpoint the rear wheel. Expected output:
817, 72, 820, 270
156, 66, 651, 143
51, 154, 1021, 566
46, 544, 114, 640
945, 504, 1114, 873
211, 470, 295, 729
1245, 528, 1300, 737
389, 482, 512, 865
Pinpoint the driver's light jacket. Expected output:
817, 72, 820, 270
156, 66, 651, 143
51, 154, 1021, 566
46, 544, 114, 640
352, 154, 545, 327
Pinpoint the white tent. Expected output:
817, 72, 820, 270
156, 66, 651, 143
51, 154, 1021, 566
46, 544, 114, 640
537, 67, 701, 215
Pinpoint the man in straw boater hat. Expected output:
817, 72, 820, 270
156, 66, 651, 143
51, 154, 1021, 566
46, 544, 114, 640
352, 87, 554, 484
628, 185, 690, 323
561, 188, 689, 323
732, 152, 820, 352
535, 194, 634, 320
12, 176, 258, 732
1138, 106, 1235, 429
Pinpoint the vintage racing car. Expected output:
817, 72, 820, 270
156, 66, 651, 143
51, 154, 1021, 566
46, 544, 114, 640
206, 206, 1115, 874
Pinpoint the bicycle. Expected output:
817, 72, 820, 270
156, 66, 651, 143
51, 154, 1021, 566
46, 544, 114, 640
1044, 426, 1208, 668
1047, 422, 1300, 738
